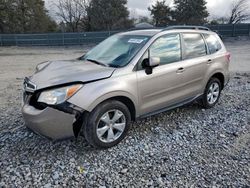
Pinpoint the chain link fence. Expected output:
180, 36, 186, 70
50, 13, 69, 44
0, 24, 249, 46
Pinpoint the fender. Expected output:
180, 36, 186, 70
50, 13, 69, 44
87, 91, 137, 112
68, 73, 138, 114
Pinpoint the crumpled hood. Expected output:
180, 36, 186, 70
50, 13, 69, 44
30, 60, 116, 90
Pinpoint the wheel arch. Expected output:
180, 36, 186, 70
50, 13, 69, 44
87, 92, 137, 121
100, 96, 136, 121
210, 72, 225, 89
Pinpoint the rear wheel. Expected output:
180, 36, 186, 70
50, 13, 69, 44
83, 100, 131, 148
201, 77, 222, 108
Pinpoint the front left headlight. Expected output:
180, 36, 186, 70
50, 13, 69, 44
38, 84, 83, 105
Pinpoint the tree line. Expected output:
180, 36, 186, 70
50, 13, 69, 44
0, 0, 57, 33
0, 0, 249, 34
148, 0, 249, 26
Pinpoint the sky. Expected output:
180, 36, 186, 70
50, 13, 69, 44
127, 0, 234, 19
45, 0, 243, 20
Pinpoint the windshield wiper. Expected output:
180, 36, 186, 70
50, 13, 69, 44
109, 64, 120, 68
86, 59, 108, 67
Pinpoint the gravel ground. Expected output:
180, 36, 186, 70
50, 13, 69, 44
0, 40, 250, 187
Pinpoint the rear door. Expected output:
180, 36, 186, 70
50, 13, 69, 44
178, 33, 209, 97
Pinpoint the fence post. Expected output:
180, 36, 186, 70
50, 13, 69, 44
78, 33, 80, 45
232, 24, 236, 37
15, 35, 17, 46
62, 33, 65, 46
47, 34, 49, 46
0, 35, 2, 46
31, 35, 33, 46
248, 24, 250, 37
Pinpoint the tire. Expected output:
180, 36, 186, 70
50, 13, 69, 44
201, 77, 222, 109
83, 100, 131, 149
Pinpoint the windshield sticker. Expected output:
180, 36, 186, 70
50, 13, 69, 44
128, 39, 145, 44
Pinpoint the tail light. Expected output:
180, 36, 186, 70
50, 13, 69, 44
226, 52, 231, 62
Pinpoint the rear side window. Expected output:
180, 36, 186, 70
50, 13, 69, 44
182, 33, 207, 59
203, 34, 222, 54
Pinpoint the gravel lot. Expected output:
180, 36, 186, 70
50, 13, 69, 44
0, 39, 250, 187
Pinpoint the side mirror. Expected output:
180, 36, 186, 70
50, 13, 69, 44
142, 57, 160, 68
142, 57, 160, 75
149, 57, 160, 67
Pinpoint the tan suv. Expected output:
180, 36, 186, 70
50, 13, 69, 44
22, 26, 230, 148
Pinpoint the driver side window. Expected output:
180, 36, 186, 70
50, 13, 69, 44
150, 34, 181, 66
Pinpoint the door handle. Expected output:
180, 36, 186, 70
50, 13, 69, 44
176, 67, 185, 73
207, 59, 212, 64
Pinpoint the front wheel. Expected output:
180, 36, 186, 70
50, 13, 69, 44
83, 100, 131, 149
201, 77, 222, 108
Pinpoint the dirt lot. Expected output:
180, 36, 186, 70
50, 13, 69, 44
0, 39, 249, 187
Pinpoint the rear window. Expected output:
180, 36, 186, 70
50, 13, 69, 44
203, 34, 222, 54
182, 33, 207, 59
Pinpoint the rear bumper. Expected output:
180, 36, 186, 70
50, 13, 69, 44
22, 104, 76, 140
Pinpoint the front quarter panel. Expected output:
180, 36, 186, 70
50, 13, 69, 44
67, 70, 138, 115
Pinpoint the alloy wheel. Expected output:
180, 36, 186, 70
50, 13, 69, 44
96, 109, 126, 143
207, 82, 220, 105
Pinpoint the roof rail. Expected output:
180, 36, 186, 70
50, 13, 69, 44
163, 25, 211, 31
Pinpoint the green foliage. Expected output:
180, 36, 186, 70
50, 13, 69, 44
173, 0, 209, 25
87, 0, 133, 31
148, 0, 172, 27
210, 20, 219, 25
0, 0, 57, 33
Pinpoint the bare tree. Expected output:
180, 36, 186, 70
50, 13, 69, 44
228, 0, 250, 24
55, 0, 89, 32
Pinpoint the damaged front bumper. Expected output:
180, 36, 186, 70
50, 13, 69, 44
22, 91, 86, 140
22, 104, 76, 140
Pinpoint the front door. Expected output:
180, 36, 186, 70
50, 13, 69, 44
137, 33, 187, 115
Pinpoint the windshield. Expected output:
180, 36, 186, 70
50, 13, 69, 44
82, 34, 150, 67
